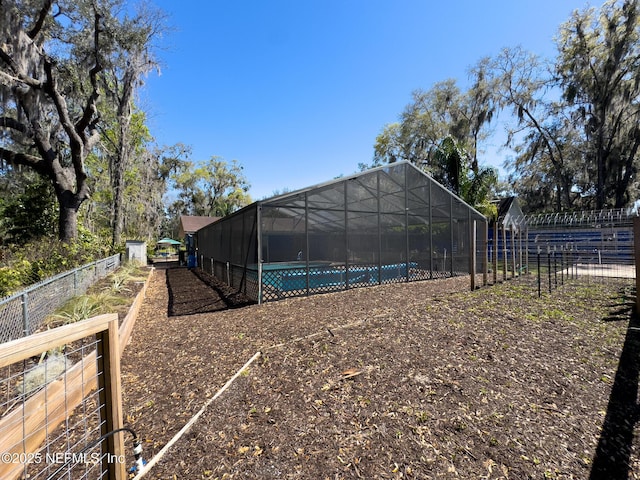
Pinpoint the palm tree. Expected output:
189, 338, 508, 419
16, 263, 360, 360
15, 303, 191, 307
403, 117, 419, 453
432, 135, 498, 218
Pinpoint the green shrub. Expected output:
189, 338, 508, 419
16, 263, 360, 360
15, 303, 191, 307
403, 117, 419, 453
51, 296, 103, 325
0, 263, 27, 297
0, 230, 113, 296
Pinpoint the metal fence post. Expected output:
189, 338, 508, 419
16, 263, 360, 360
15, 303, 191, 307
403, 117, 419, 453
547, 249, 552, 293
22, 292, 29, 336
554, 247, 558, 288
537, 250, 541, 298
502, 225, 508, 282
493, 222, 498, 285
570, 247, 574, 279
511, 227, 516, 278
470, 220, 477, 291
482, 219, 488, 286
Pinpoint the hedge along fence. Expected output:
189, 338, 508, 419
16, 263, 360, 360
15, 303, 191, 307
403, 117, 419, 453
0, 267, 151, 480
0, 254, 122, 343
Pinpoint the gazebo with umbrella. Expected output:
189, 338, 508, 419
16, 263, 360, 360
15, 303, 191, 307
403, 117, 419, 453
156, 237, 182, 257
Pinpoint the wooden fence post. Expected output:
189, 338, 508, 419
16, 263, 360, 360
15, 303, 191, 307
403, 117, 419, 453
97, 315, 125, 480
502, 225, 508, 281
0, 314, 118, 480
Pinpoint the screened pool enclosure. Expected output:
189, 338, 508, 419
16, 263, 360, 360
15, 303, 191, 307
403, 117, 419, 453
196, 162, 488, 303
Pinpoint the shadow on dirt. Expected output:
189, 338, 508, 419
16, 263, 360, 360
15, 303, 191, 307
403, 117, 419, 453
590, 288, 640, 479
165, 267, 254, 317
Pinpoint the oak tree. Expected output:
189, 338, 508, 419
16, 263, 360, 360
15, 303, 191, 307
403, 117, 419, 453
0, 0, 159, 241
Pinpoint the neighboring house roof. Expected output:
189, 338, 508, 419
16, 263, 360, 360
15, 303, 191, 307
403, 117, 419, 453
179, 215, 220, 238
497, 197, 514, 218
496, 197, 524, 230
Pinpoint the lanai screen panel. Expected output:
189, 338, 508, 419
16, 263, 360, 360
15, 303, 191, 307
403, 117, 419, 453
377, 165, 407, 283
407, 166, 432, 280
346, 173, 379, 288
452, 196, 471, 275
430, 179, 454, 277
196, 204, 259, 299
307, 181, 346, 264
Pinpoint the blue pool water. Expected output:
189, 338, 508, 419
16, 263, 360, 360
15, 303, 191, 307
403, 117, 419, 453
261, 262, 418, 292
259, 261, 333, 271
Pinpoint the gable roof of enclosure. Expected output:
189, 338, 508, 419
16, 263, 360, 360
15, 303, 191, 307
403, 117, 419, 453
197, 161, 486, 234
258, 161, 486, 230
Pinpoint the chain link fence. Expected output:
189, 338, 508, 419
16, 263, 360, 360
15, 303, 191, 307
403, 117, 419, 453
0, 254, 121, 343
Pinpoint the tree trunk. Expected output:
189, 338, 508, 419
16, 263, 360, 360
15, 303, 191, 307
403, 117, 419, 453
110, 61, 137, 247
111, 138, 125, 246
596, 146, 606, 209
57, 190, 83, 242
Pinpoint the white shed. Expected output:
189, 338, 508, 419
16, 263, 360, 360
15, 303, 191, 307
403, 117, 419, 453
125, 240, 147, 264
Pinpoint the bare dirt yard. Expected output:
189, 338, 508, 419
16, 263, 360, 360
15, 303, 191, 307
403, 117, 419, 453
120, 266, 640, 479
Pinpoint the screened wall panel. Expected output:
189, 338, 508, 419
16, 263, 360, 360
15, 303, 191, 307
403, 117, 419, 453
195, 161, 488, 303
452, 198, 471, 275
195, 203, 258, 298
261, 206, 306, 263
430, 181, 453, 276
308, 217, 345, 262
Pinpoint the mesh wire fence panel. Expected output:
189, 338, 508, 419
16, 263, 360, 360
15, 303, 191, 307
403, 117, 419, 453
0, 255, 121, 343
0, 300, 23, 345
23, 273, 75, 335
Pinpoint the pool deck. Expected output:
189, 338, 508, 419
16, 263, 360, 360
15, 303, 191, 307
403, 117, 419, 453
572, 263, 636, 279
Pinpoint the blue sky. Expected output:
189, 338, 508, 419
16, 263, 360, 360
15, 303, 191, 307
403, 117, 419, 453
142, 0, 594, 201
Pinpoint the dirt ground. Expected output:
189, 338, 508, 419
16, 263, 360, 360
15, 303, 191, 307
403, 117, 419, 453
120, 265, 640, 479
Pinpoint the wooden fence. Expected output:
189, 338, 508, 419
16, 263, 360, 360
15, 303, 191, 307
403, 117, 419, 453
0, 268, 151, 480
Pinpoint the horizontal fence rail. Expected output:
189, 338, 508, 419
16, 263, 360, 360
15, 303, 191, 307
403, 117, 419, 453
0, 254, 121, 343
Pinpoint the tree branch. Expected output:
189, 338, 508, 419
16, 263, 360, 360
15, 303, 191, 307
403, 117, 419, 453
0, 45, 19, 73
0, 116, 28, 134
75, 9, 102, 134
42, 59, 81, 148
0, 47, 45, 88
0, 146, 51, 176
27, 0, 54, 39
40, 58, 89, 197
